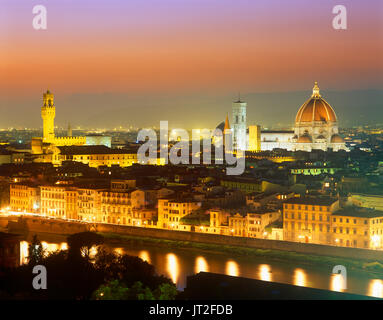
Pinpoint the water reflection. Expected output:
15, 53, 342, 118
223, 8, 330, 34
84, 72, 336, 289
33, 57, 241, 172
369, 279, 383, 298
20, 241, 28, 265
139, 250, 151, 264
195, 256, 209, 273
226, 260, 239, 277
114, 247, 123, 256
331, 274, 345, 292
19, 239, 380, 297
293, 268, 306, 287
166, 253, 179, 284
259, 264, 272, 282
42, 241, 59, 253
89, 246, 98, 259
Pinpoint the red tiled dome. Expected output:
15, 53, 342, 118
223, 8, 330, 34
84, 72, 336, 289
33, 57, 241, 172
295, 82, 337, 123
297, 135, 312, 143
331, 134, 344, 143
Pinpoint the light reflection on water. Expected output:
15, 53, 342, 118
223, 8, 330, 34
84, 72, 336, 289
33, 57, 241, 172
114, 247, 123, 256
330, 273, 346, 292
166, 253, 179, 284
20, 240, 383, 297
138, 250, 151, 264
259, 264, 272, 282
226, 260, 239, 277
369, 279, 383, 298
195, 256, 209, 273
293, 268, 306, 287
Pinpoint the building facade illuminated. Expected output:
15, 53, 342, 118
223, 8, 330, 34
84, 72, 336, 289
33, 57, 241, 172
251, 82, 348, 152
32, 90, 112, 156
283, 197, 383, 249
232, 99, 247, 151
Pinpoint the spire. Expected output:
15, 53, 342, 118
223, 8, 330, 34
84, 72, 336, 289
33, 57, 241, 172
312, 81, 321, 98
224, 113, 231, 131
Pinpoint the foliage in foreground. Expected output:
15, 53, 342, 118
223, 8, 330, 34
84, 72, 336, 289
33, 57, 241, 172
92, 280, 177, 300
0, 232, 176, 300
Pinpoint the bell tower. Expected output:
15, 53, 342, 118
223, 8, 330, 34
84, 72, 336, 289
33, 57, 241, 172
41, 90, 56, 143
232, 95, 247, 151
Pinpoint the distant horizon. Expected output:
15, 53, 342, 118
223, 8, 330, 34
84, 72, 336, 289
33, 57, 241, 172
1, 0, 382, 130
1, 86, 382, 130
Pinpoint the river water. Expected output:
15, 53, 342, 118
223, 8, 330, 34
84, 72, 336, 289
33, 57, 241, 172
19, 234, 383, 298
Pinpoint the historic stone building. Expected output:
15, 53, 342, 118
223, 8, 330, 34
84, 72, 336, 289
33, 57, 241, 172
292, 82, 347, 152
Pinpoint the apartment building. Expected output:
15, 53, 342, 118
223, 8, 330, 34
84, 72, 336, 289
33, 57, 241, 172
331, 207, 383, 249
158, 198, 201, 229
10, 183, 40, 213
283, 197, 339, 245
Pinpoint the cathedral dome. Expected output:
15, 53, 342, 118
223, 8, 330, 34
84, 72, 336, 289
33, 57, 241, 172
295, 82, 337, 123
331, 134, 344, 143
297, 134, 312, 143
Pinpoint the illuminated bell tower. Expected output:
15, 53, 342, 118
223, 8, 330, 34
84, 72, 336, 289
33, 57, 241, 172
41, 90, 56, 143
232, 96, 247, 151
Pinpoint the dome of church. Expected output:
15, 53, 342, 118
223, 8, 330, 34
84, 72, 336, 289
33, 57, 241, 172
295, 82, 337, 123
297, 134, 312, 143
331, 134, 344, 143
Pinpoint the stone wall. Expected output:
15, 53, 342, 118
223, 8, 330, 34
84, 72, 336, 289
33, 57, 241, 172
2, 216, 383, 261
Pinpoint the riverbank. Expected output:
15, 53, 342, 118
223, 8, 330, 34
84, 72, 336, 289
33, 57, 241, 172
99, 232, 383, 277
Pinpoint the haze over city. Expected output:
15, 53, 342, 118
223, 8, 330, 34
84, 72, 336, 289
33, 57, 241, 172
1, 0, 382, 129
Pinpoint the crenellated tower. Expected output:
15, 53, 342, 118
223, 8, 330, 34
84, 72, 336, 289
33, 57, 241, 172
41, 90, 56, 143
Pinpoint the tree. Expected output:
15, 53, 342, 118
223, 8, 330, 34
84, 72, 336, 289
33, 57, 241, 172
92, 280, 177, 300
28, 234, 45, 265
153, 283, 178, 300
67, 232, 104, 261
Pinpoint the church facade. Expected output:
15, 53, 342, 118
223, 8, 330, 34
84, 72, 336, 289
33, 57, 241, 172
253, 82, 347, 152
292, 82, 347, 152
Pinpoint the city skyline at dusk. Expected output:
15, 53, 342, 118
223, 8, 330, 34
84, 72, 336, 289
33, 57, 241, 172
1, 0, 382, 129
1, 0, 383, 305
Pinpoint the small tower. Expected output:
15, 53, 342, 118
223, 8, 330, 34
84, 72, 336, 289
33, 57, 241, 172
68, 122, 72, 137
232, 95, 247, 151
41, 90, 56, 143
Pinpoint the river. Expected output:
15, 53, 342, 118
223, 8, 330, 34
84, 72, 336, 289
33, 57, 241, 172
19, 234, 383, 298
